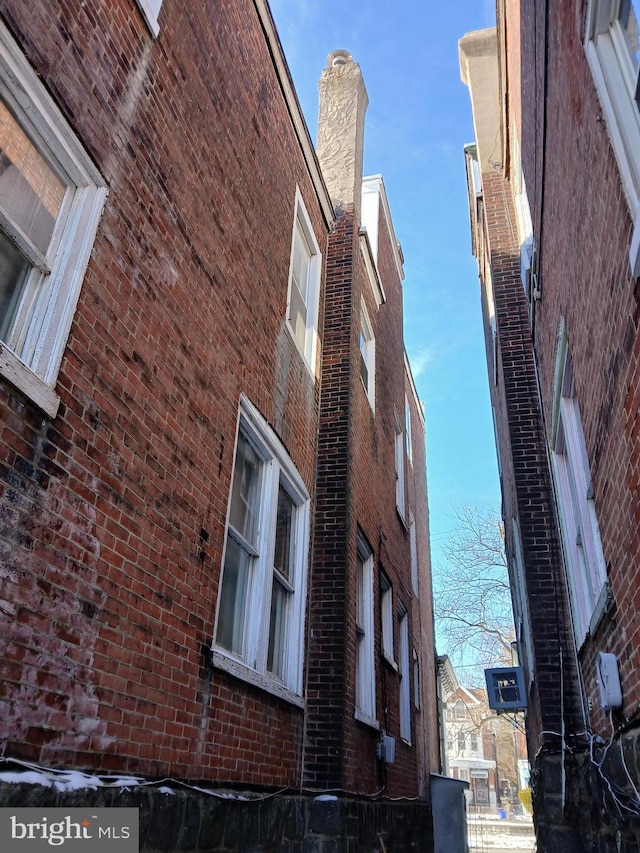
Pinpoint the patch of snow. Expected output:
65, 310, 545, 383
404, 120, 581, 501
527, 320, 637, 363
314, 794, 338, 802
157, 787, 175, 795
0, 771, 53, 787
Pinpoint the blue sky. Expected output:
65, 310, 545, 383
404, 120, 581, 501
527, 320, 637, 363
268, 1, 501, 638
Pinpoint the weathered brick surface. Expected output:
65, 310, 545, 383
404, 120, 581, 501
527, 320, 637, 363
306, 201, 436, 799
0, 0, 328, 785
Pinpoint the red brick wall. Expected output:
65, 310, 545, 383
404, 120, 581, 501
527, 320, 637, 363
519, 0, 640, 733
0, 0, 327, 784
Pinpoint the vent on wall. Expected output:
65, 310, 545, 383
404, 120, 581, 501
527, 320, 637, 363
484, 667, 527, 713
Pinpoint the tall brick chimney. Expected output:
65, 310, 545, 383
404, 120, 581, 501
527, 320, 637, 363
317, 50, 369, 221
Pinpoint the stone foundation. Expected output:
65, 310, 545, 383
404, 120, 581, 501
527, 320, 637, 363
532, 732, 640, 852
0, 780, 433, 852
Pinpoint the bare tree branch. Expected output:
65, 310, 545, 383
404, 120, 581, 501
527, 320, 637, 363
433, 504, 515, 685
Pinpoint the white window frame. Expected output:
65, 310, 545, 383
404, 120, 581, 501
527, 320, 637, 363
355, 532, 377, 727
470, 732, 479, 754
359, 299, 375, 408
404, 395, 413, 465
134, 0, 163, 37
551, 328, 608, 645
511, 518, 534, 688
409, 511, 419, 595
286, 187, 322, 375
212, 395, 310, 705
380, 572, 395, 664
585, 0, 640, 274
394, 411, 406, 522
413, 649, 421, 709
0, 23, 107, 418
398, 606, 411, 743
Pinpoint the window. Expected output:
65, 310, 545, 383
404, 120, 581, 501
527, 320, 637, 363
360, 300, 375, 407
394, 412, 406, 521
355, 533, 377, 725
398, 606, 411, 742
380, 572, 394, 663
0, 23, 106, 418
470, 732, 479, 754
213, 396, 310, 702
134, 0, 163, 36
455, 699, 466, 720
551, 329, 608, 644
409, 511, 419, 595
413, 648, 421, 709
286, 188, 322, 373
404, 395, 413, 464
457, 732, 466, 753
585, 0, 640, 274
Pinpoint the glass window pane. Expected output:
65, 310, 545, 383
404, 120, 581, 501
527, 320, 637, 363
0, 100, 66, 255
292, 221, 311, 303
216, 536, 251, 655
288, 278, 307, 350
267, 577, 287, 678
229, 433, 261, 545
620, 1, 640, 70
356, 556, 364, 628
0, 228, 30, 341
274, 484, 294, 581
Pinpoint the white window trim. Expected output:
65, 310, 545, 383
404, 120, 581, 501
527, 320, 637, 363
585, 0, 640, 274
213, 395, 310, 699
394, 412, 406, 523
360, 299, 375, 408
355, 532, 376, 724
409, 511, 419, 596
405, 395, 413, 465
551, 325, 608, 645
398, 606, 411, 744
286, 187, 322, 376
0, 23, 107, 417
135, 0, 162, 37
511, 518, 535, 688
413, 648, 421, 710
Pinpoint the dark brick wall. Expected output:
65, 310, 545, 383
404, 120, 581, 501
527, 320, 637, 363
479, 171, 582, 753
307, 199, 435, 799
0, 0, 328, 785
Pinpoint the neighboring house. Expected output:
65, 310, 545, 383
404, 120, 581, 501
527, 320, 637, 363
444, 685, 496, 808
0, 2, 437, 850
439, 656, 527, 811
460, 1, 640, 850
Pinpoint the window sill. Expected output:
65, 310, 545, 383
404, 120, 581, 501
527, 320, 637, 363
588, 582, 612, 638
134, 0, 160, 37
396, 506, 408, 531
0, 343, 60, 418
382, 651, 398, 672
354, 708, 380, 730
211, 649, 305, 709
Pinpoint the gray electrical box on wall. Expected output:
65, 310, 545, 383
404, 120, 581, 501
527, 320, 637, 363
596, 652, 622, 710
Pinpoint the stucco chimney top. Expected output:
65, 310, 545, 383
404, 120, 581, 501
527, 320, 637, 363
328, 50, 352, 68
